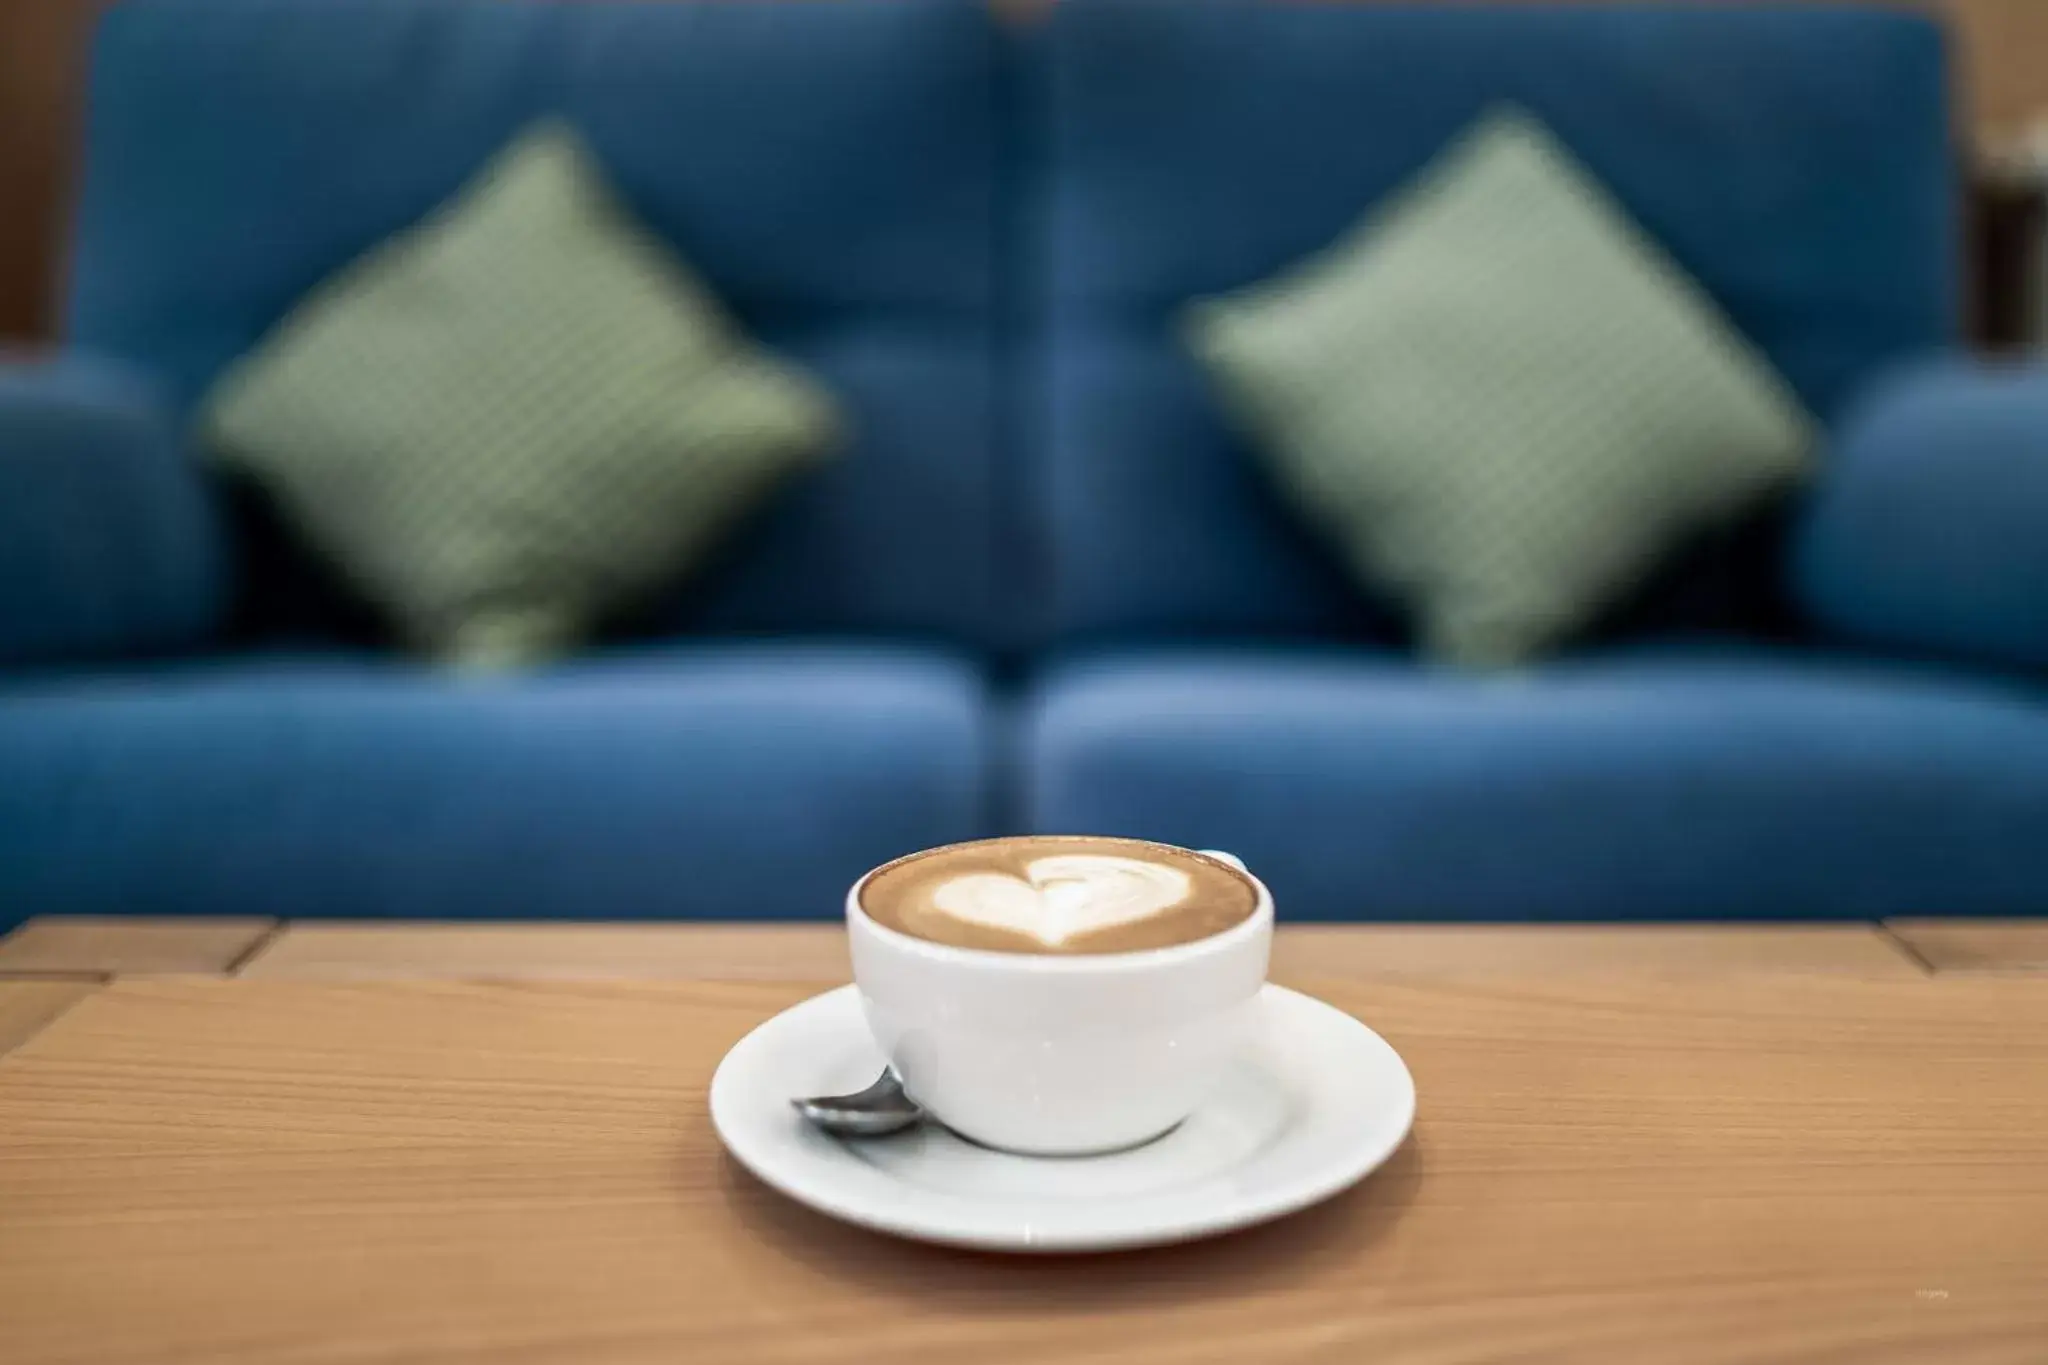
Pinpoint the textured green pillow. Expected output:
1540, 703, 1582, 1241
1185, 109, 1815, 667
199, 122, 841, 667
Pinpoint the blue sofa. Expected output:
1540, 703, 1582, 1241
2, 0, 2043, 927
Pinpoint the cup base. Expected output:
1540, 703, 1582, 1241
939, 1116, 1187, 1159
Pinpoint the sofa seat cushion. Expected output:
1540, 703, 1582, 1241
1022, 650, 2048, 920
0, 645, 985, 925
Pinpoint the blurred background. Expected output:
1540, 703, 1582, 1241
1, 0, 2044, 932
5, 0, 2044, 351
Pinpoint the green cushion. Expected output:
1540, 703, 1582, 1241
1185, 109, 1815, 667
199, 121, 841, 667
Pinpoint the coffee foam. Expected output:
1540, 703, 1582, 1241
931, 854, 1192, 947
860, 836, 1258, 956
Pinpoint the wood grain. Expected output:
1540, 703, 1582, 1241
1270, 922, 1923, 978
1886, 919, 2048, 972
239, 921, 1920, 980
0, 0, 98, 339
2, 972, 2045, 1363
239, 922, 854, 981
0, 917, 276, 977
0, 980, 96, 1057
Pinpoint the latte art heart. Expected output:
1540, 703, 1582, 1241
931, 855, 1193, 946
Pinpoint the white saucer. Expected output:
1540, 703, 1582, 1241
709, 983, 1416, 1252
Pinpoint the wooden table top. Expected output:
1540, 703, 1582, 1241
3, 918, 2046, 1363
227, 919, 1932, 981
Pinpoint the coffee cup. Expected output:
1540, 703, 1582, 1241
846, 835, 1274, 1155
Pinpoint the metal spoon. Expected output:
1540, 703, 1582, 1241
792, 1069, 926, 1137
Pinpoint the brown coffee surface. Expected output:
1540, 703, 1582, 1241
859, 835, 1258, 955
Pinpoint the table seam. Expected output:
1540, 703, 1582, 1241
0, 982, 100, 1059
225, 920, 290, 976
1873, 923, 1938, 975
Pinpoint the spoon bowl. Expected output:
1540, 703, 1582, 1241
792, 1069, 925, 1137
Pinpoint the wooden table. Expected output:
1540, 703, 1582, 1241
4, 917, 2047, 1363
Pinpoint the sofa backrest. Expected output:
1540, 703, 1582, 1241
68, 0, 1007, 650
1031, 0, 1956, 648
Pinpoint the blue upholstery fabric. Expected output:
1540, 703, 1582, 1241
0, 645, 986, 925
1033, 0, 1955, 645
1796, 361, 2048, 672
1023, 651, 2048, 921
0, 355, 225, 666
70, 0, 1004, 649
22, 0, 2023, 933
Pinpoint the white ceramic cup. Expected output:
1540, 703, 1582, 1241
846, 844, 1274, 1155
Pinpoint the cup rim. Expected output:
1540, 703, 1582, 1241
846, 835, 1274, 974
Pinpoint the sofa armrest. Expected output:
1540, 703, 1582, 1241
0, 353, 226, 666
1793, 359, 2048, 673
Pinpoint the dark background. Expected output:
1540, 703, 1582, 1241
2, 0, 2045, 348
